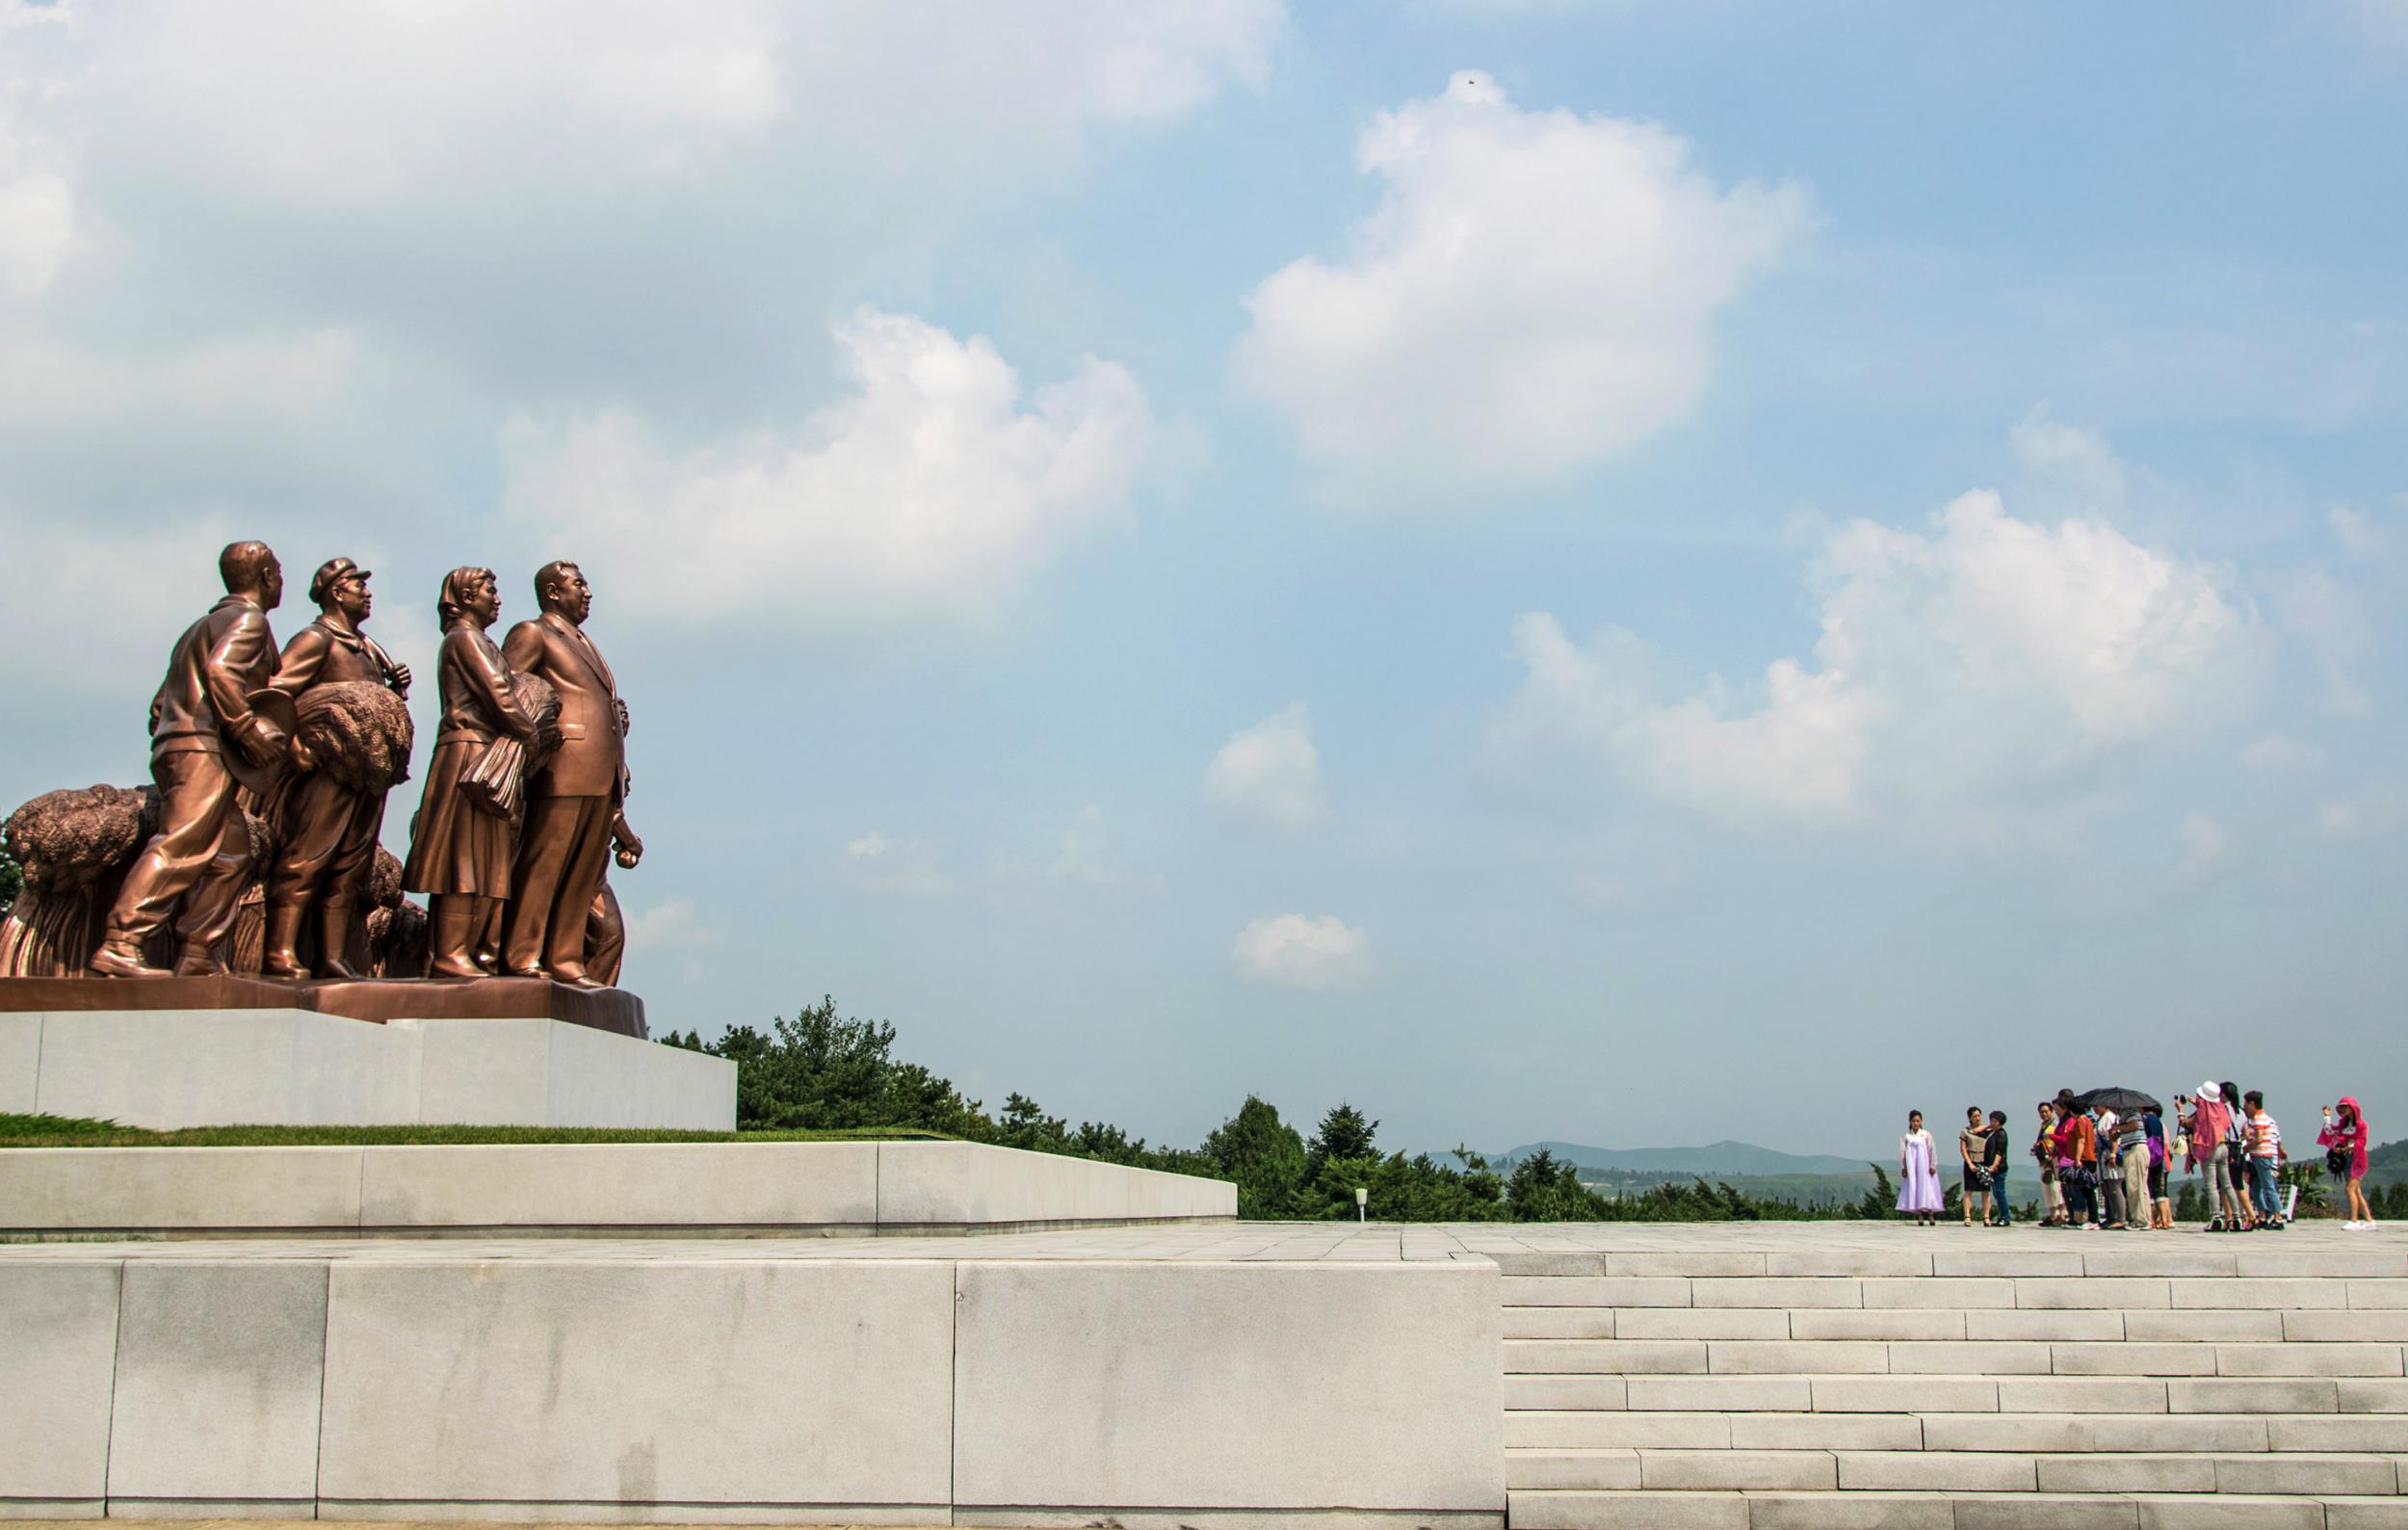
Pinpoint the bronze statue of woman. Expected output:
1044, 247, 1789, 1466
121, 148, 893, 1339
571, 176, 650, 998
400, 567, 542, 978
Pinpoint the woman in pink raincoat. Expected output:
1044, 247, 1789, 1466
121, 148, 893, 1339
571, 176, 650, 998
2319, 1097, 2375, 1229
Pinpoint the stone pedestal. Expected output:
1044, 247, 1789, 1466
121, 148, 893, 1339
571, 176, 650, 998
0, 972, 645, 1037
0, 1007, 732, 1131
0, 1139, 1240, 1237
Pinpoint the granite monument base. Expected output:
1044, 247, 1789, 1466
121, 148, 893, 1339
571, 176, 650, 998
0, 1005, 731, 1132
0, 1230, 1499, 1525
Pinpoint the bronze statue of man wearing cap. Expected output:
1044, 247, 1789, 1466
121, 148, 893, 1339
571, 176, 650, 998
90, 541, 290, 978
259, 557, 412, 980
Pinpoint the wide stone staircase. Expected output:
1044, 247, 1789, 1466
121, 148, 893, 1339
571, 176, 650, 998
1492, 1231, 2408, 1529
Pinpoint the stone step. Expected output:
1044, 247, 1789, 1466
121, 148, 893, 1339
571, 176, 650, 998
1509, 1414, 1920, 1454
1505, 1447, 2406, 1494
1507, 1488, 2401, 1529
1505, 1305, 2408, 1343
1503, 1374, 2408, 1429
1507, 1448, 1640, 1490
1505, 1338, 2408, 1378
1507, 1411, 2408, 1454
1488, 1248, 2408, 1279
1505, 1306, 1622, 1339
1498, 1273, 2408, 1310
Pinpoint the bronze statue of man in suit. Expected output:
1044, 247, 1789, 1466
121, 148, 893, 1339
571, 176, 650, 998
90, 541, 288, 978
501, 561, 629, 987
261, 558, 412, 980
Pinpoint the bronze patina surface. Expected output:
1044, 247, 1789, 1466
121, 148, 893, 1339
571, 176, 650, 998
500, 561, 632, 988
0, 973, 645, 1038
88, 541, 288, 980
1, 547, 649, 1013
261, 556, 414, 982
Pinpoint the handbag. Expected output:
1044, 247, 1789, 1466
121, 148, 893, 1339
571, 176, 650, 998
2326, 1147, 2352, 1177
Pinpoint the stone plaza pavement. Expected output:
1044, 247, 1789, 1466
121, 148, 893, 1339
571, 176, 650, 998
6, 1219, 2406, 1527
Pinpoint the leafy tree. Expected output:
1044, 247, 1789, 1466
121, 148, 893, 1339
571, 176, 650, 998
1306, 1103, 1379, 1171
2279, 1159, 2330, 1213
1365, 1151, 1507, 1222
1505, 1148, 1610, 1221
686, 995, 990, 1137
1202, 1095, 1309, 1218
0, 841, 18, 920
1857, 1164, 1897, 1220
648, 997, 2040, 1224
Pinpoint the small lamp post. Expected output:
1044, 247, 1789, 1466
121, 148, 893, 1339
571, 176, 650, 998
1354, 1186, 1368, 1225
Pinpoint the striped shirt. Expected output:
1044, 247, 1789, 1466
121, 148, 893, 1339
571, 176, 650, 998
2248, 1111, 2282, 1158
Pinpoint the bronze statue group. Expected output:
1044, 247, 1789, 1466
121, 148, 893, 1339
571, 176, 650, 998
69, 541, 639, 989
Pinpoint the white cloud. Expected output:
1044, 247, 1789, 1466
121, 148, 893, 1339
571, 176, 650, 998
15, 1, 1278, 204
2331, 0, 2408, 70
1231, 913, 1369, 989
2174, 813, 2226, 883
2269, 567, 2373, 717
0, 330, 362, 432
503, 309, 1154, 620
0, 1, 1264, 532
2010, 405, 2128, 514
1235, 70, 1806, 499
0, 328, 446, 587
0, 26, 75, 300
0, 504, 240, 696
623, 899, 715, 955
2318, 783, 2408, 840
2239, 734, 2323, 773
843, 831, 957, 898
1049, 805, 1120, 887
1495, 441, 2267, 831
2330, 504, 2385, 557
841, 806, 1137, 898
0, 168, 71, 299
1205, 703, 1326, 827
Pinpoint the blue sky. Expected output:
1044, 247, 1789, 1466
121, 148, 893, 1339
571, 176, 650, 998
2, 2, 2402, 1157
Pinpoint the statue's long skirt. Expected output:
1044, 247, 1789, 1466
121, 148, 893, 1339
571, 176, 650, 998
400, 738, 513, 897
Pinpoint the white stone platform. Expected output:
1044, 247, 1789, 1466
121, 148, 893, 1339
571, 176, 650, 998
0, 1007, 733, 1131
0, 1224, 1501, 1527
10, 1219, 2401, 1527
0, 1139, 1239, 1236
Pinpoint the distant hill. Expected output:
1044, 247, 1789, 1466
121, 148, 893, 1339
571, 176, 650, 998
1476, 1139, 1875, 1179
2364, 1137, 2407, 1188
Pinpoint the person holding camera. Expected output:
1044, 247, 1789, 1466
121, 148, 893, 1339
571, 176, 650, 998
2320, 1099, 2376, 1229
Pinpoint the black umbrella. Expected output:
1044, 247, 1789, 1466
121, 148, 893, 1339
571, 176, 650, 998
2074, 1086, 2160, 1114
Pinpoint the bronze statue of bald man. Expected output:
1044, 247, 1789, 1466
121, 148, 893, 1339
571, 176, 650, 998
501, 561, 629, 987
90, 541, 288, 978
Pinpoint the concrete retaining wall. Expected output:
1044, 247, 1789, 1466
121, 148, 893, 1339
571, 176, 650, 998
2, 1009, 734, 1131
0, 1253, 1502, 1527
0, 1139, 1238, 1235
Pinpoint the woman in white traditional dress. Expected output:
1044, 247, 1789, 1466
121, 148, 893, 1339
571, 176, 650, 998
1897, 1110, 1944, 1225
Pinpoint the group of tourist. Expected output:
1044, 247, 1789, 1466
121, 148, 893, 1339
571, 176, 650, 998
1895, 1088, 2378, 1230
